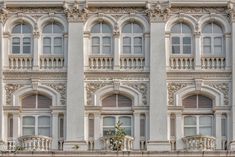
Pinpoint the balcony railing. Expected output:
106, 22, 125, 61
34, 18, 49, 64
182, 135, 216, 151
201, 56, 225, 69
89, 56, 113, 70
120, 56, 145, 70
100, 135, 134, 151
18, 135, 52, 151
9, 55, 33, 70
169, 56, 194, 70
40, 55, 65, 69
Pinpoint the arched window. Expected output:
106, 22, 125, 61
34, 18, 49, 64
91, 22, 112, 54
122, 22, 143, 54
42, 22, 64, 54
202, 22, 223, 55
11, 23, 32, 54
21, 94, 52, 137
102, 94, 132, 107
171, 23, 192, 54
182, 94, 213, 137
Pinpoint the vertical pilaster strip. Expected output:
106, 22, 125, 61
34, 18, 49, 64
52, 112, 59, 149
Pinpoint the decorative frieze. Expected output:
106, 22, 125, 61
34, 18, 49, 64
206, 83, 229, 105
5, 84, 23, 105
63, 1, 88, 22
145, 1, 171, 23
170, 7, 227, 14
44, 83, 66, 106
168, 83, 187, 106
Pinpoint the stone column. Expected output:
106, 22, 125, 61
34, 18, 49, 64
113, 31, 120, 70
83, 32, 90, 70
146, 2, 171, 151
133, 112, 140, 150
215, 112, 222, 149
175, 112, 183, 150
12, 112, 20, 140
94, 112, 101, 149
225, 33, 231, 69
165, 32, 170, 70
194, 32, 201, 70
52, 112, 59, 149
144, 33, 150, 70
63, 1, 87, 150
63, 33, 68, 68
33, 30, 40, 70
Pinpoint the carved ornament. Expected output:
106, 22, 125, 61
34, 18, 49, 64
44, 83, 66, 105
207, 83, 229, 105
5, 84, 23, 105
168, 83, 187, 106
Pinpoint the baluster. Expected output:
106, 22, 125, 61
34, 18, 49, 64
170, 58, 173, 69
175, 59, 179, 69
10, 58, 14, 69
211, 58, 215, 69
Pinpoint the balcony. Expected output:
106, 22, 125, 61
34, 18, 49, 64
120, 56, 145, 70
182, 135, 216, 151
9, 55, 33, 70
201, 56, 225, 70
40, 55, 65, 70
100, 135, 134, 151
169, 55, 194, 70
88, 55, 113, 70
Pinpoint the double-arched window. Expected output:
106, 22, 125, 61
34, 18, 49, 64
42, 22, 64, 54
11, 23, 32, 54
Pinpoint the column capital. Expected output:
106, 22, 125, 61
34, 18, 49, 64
0, 3, 8, 24
63, 1, 88, 23
145, 1, 171, 23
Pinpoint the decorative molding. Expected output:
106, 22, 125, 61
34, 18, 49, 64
44, 83, 66, 106
8, 8, 64, 14
87, 7, 145, 15
170, 7, 227, 15
145, 1, 171, 23
63, 1, 88, 22
5, 84, 23, 105
0, 3, 8, 23
168, 83, 187, 106
206, 82, 229, 105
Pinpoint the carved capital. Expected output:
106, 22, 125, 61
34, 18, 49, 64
145, 1, 171, 23
0, 3, 8, 23
63, 1, 88, 23
5, 84, 23, 105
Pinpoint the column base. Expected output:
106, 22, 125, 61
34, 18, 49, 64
63, 141, 87, 151
230, 141, 235, 150
147, 140, 171, 151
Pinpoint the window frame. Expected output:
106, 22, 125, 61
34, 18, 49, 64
11, 23, 32, 54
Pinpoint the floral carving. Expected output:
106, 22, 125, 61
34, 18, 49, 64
5, 84, 23, 105
63, 1, 88, 22
145, 1, 171, 22
207, 83, 229, 105
168, 83, 187, 106
44, 83, 66, 105
0, 3, 8, 23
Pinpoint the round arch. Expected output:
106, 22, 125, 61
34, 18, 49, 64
4, 15, 36, 32
38, 15, 68, 33
12, 85, 61, 107
118, 14, 150, 33
84, 14, 116, 32
175, 85, 224, 107
198, 14, 231, 33
93, 85, 142, 107
165, 14, 197, 32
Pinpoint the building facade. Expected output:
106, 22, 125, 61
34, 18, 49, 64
0, 0, 235, 156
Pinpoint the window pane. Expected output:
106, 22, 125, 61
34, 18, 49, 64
200, 116, 212, 126
22, 95, 36, 108
38, 95, 52, 108
44, 46, 51, 54
123, 127, 131, 136
199, 127, 212, 136
92, 37, 100, 45
204, 46, 211, 54
92, 46, 100, 54
23, 46, 31, 54
12, 24, 21, 33
54, 46, 62, 54
198, 95, 212, 108
43, 38, 51, 45
103, 46, 111, 54
214, 37, 222, 45
183, 95, 197, 108
22, 24, 32, 33
214, 46, 222, 54
203, 24, 212, 33
119, 116, 131, 126
103, 117, 115, 126
38, 116, 50, 126
103, 37, 111, 45
53, 24, 63, 33
102, 23, 112, 33
182, 24, 191, 33
184, 127, 196, 136
140, 116, 145, 137
23, 117, 35, 125
134, 37, 142, 45
38, 128, 50, 136
123, 37, 131, 45
123, 46, 131, 54
122, 24, 131, 33
203, 37, 211, 45
221, 118, 226, 136
103, 128, 115, 136
12, 46, 20, 54
184, 116, 196, 125
183, 46, 191, 54
23, 128, 35, 136
172, 37, 180, 44
59, 118, 64, 138
172, 46, 180, 54
54, 37, 62, 45
133, 23, 143, 33
89, 118, 94, 138
43, 24, 53, 33
118, 95, 132, 107
171, 24, 181, 33
213, 24, 223, 34
183, 37, 191, 45
134, 46, 142, 54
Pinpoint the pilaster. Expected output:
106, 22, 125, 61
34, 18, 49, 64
215, 112, 222, 149
33, 30, 40, 70
133, 112, 140, 150
113, 31, 120, 70
194, 32, 201, 70
52, 112, 59, 150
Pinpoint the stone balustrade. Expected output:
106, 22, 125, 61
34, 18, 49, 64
58, 138, 64, 150
201, 56, 225, 69
40, 55, 64, 69
140, 139, 147, 150
120, 56, 145, 70
169, 56, 194, 70
7, 139, 16, 151
18, 135, 52, 151
9, 55, 33, 70
182, 135, 216, 151
88, 137, 94, 150
100, 135, 134, 151
89, 55, 113, 70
